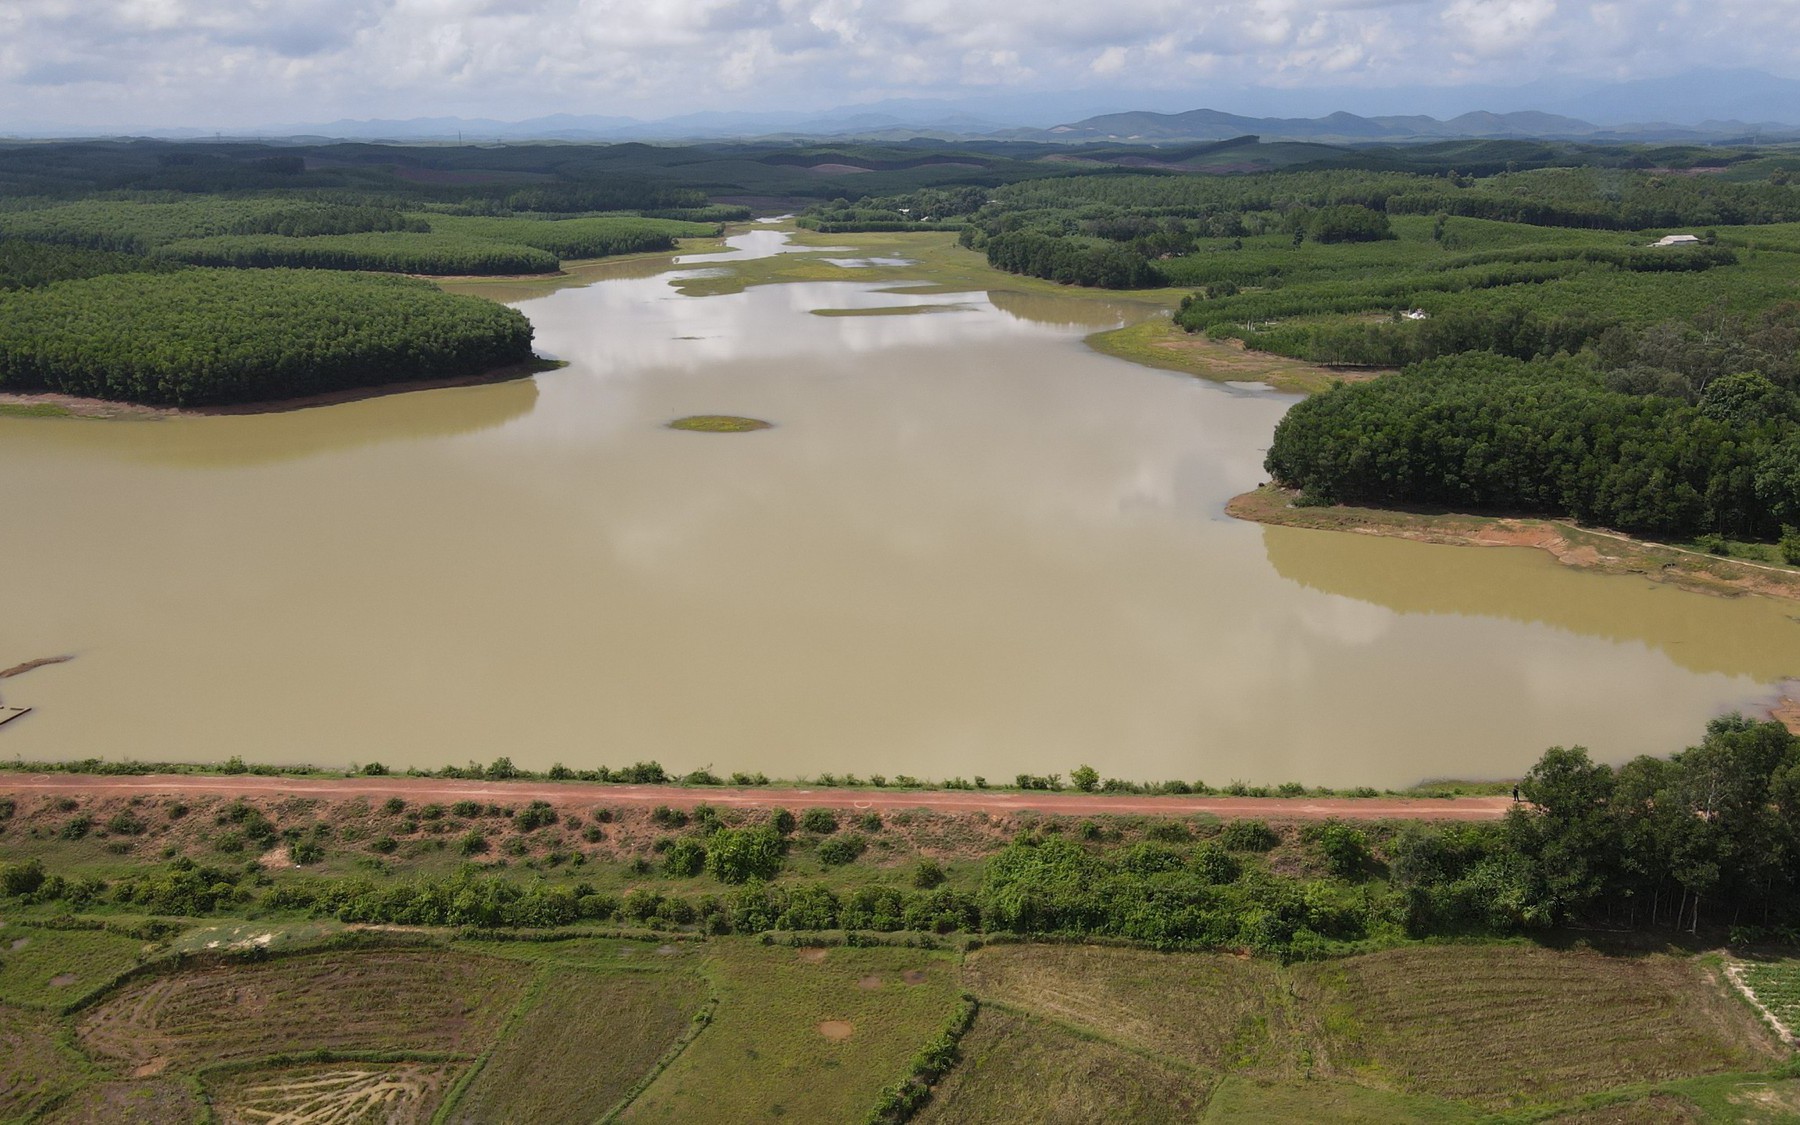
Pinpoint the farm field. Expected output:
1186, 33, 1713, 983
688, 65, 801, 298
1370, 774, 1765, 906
1294, 945, 1778, 1108
0, 928, 1792, 1121
617, 942, 963, 1123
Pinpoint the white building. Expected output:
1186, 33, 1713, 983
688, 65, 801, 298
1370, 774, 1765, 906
1653, 234, 1702, 247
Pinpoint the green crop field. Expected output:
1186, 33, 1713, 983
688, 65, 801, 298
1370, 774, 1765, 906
1734, 956, 1800, 1037
618, 943, 962, 1123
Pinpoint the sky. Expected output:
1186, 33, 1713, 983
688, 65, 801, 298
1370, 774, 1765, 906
6, 0, 1800, 130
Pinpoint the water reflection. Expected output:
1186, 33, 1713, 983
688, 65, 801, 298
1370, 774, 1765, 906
2, 228, 1794, 787
1262, 524, 1800, 682
0, 378, 539, 468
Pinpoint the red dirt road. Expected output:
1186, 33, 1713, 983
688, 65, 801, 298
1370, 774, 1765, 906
0, 773, 1513, 821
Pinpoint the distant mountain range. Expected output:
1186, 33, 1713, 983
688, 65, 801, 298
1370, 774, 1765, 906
9, 68, 1800, 145
1007, 107, 1797, 145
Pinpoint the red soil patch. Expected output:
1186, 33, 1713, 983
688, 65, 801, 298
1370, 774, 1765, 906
818, 1020, 854, 1040
797, 948, 829, 964
901, 970, 929, 986
857, 975, 883, 990
49, 973, 77, 987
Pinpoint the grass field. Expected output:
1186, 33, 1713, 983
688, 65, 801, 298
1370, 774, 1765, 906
1295, 945, 1779, 1109
915, 1006, 1205, 1124
0, 923, 152, 1010
76, 949, 532, 1069
619, 943, 961, 1123
961, 943, 1290, 1073
448, 968, 705, 1122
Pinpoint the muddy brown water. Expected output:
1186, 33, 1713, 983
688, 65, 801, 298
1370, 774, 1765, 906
3, 229, 1797, 787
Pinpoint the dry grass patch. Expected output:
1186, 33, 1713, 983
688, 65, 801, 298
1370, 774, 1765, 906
961, 944, 1288, 1073
1295, 945, 1779, 1109
77, 949, 531, 1069
206, 1062, 460, 1125
449, 969, 705, 1123
916, 1007, 1204, 1124
619, 943, 959, 1124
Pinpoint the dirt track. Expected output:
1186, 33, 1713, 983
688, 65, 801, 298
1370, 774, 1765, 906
0, 773, 1514, 821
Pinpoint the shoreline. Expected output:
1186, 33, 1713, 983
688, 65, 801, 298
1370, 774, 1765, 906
0, 772, 1516, 821
0, 356, 565, 420
1227, 484, 1800, 606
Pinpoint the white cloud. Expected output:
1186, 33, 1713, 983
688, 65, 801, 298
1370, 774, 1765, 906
5, 0, 1800, 127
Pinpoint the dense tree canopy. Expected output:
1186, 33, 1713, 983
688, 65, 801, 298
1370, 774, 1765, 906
0, 269, 534, 405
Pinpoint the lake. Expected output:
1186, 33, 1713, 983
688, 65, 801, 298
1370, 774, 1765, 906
3, 228, 1796, 787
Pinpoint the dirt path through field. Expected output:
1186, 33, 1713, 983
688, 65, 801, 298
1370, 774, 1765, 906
0, 773, 1512, 820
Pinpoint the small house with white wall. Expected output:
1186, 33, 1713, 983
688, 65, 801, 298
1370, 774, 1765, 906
1653, 234, 1702, 247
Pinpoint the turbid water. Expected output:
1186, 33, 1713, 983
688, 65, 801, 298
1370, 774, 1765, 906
4, 229, 1797, 786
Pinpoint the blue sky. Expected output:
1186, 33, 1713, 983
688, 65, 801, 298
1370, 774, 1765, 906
6, 0, 1799, 129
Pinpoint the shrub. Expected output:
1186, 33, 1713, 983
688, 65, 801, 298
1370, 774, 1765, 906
459, 830, 489, 856
0, 798, 15, 821
452, 800, 483, 818
800, 808, 838, 834
650, 805, 688, 829
369, 835, 398, 854
581, 825, 605, 843
1191, 845, 1242, 884
1, 858, 46, 897
106, 811, 148, 836
1313, 821, 1372, 879
360, 761, 389, 775
60, 815, 93, 840
1782, 525, 1800, 565
516, 800, 558, 831
1144, 819, 1192, 843
419, 804, 445, 821
663, 837, 708, 877
1071, 764, 1100, 792
817, 834, 868, 866
857, 812, 883, 833
912, 859, 948, 889
383, 797, 406, 815
706, 826, 785, 884
692, 803, 722, 833
1219, 820, 1280, 852
291, 840, 325, 865
770, 808, 796, 835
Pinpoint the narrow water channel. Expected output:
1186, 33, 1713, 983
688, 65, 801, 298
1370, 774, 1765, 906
3, 230, 1796, 786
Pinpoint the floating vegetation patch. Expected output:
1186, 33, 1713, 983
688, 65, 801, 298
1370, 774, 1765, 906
666, 415, 773, 432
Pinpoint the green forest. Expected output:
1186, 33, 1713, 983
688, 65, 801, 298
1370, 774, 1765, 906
0, 269, 534, 405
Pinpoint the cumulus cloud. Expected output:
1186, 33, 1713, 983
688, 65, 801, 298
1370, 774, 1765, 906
5, 0, 1800, 127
